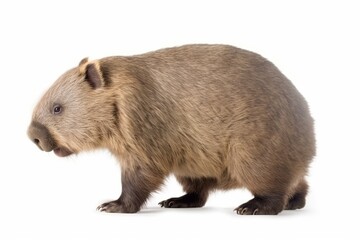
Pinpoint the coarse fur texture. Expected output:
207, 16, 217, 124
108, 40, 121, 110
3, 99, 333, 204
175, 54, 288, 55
28, 44, 315, 215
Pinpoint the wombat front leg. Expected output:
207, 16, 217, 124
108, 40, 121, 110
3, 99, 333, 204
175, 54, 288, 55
159, 177, 217, 208
97, 166, 164, 213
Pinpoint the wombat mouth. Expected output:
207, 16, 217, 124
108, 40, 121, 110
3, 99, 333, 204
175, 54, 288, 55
53, 147, 73, 157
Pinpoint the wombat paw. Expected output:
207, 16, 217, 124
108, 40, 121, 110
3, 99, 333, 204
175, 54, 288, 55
97, 200, 124, 213
159, 193, 205, 208
158, 199, 177, 208
159, 198, 194, 208
234, 196, 284, 215
234, 205, 259, 215
97, 200, 139, 213
285, 193, 306, 210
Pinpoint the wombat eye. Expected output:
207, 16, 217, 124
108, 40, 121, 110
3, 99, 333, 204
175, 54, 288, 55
53, 104, 62, 115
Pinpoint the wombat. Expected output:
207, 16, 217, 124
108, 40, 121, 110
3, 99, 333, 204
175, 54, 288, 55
27, 44, 315, 215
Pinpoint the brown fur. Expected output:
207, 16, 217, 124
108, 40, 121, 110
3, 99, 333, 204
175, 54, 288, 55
28, 44, 315, 215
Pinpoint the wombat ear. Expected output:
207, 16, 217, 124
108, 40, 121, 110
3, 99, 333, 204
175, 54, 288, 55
78, 58, 103, 89
78, 57, 89, 69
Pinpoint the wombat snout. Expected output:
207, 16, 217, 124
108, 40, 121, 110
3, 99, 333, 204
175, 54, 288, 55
27, 121, 56, 152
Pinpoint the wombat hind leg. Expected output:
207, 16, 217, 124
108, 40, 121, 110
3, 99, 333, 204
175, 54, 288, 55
285, 179, 308, 210
235, 195, 285, 215
159, 177, 217, 208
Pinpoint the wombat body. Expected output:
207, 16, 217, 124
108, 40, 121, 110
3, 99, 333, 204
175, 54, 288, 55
28, 44, 315, 215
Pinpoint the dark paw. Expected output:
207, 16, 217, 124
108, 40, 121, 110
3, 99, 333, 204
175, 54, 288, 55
285, 193, 306, 210
97, 200, 124, 213
235, 196, 284, 215
158, 198, 177, 208
97, 200, 139, 213
159, 197, 199, 208
159, 193, 205, 208
234, 202, 260, 215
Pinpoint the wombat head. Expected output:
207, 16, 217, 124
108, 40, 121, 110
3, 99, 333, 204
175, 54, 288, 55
28, 58, 116, 157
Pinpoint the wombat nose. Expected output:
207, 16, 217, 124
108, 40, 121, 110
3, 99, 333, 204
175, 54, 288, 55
33, 138, 40, 146
28, 121, 56, 152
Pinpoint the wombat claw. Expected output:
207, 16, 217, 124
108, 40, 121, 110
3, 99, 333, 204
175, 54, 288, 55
234, 207, 258, 215
158, 200, 174, 208
96, 201, 123, 213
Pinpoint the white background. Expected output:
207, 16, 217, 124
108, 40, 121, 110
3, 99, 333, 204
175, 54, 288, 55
0, 0, 359, 239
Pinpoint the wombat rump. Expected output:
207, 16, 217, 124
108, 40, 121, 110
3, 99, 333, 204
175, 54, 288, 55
28, 44, 315, 215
